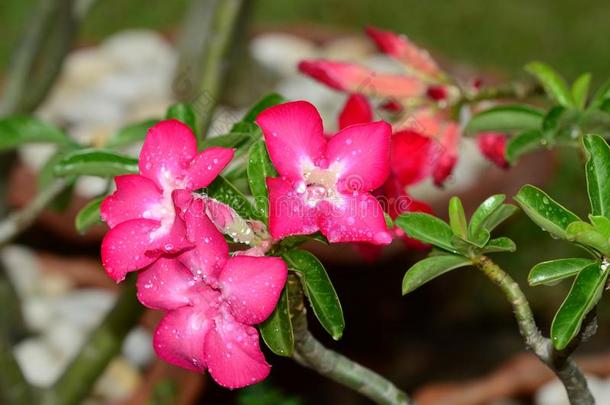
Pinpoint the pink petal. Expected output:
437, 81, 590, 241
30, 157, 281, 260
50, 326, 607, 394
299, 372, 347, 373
365, 26, 441, 79
139, 120, 198, 189
432, 121, 460, 186
317, 193, 391, 245
327, 121, 391, 192
179, 199, 228, 282
266, 177, 319, 240
220, 256, 287, 325
477, 132, 509, 168
186, 147, 234, 189
137, 258, 200, 310
298, 60, 425, 99
100, 175, 162, 228
101, 219, 163, 282
390, 130, 438, 187
204, 318, 270, 388
338, 94, 373, 129
256, 101, 326, 179
153, 306, 215, 373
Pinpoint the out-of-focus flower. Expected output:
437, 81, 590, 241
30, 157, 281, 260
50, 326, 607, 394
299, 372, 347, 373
100, 120, 234, 282
477, 132, 509, 169
256, 100, 393, 245
137, 199, 287, 388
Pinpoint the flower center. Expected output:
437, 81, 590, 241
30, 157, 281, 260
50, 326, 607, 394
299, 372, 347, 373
298, 164, 342, 207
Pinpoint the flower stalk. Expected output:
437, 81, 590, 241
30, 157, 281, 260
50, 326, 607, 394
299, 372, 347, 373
476, 256, 594, 405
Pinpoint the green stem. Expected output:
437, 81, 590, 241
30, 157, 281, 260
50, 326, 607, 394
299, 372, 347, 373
42, 277, 143, 405
459, 81, 544, 105
476, 256, 594, 405
290, 276, 411, 405
0, 180, 68, 247
174, 0, 246, 137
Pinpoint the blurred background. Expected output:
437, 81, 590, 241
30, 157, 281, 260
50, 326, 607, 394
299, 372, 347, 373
1, 0, 609, 404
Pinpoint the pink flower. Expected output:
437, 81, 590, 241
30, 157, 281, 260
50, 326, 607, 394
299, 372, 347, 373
100, 120, 234, 282
137, 199, 287, 388
477, 132, 509, 169
256, 100, 393, 245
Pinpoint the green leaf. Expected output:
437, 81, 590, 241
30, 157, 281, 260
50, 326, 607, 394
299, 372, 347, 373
572, 73, 591, 110
259, 287, 294, 356
247, 140, 277, 221
529, 258, 595, 286
525, 61, 574, 107
448, 196, 467, 238
395, 213, 457, 253
282, 250, 344, 340
482, 237, 517, 253
0, 116, 77, 151
590, 80, 610, 109
589, 215, 610, 239
468, 194, 505, 245
166, 103, 198, 135
242, 93, 286, 123
514, 185, 581, 239
53, 148, 138, 177
105, 119, 159, 149
506, 130, 544, 164
203, 132, 252, 149
278, 233, 328, 251
205, 175, 256, 220
566, 221, 609, 255
583, 134, 610, 218
483, 204, 518, 232
465, 104, 544, 134
542, 106, 566, 141
551, 262, 608, 350
75, 196, 105, 234
402, 254, 471, 294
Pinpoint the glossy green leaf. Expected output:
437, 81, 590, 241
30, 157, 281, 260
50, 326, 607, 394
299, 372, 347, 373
205, 175, 256, 220
395, 213, 457, 253
525, 62, 574, 107
259, 287, 294, 356
53, 149, 138, 177
247, 140, 277, 221
38, 150, 70, 190
0, 116, 77, 151
465, 105, 544, 134
282, 250, 344, 340
468, 194, 505, 245
542, 106, 566, 140
402, 254, 471, 294
75, 196, 105, 234
566, 221, 609, 255
203, 132, 252, 149
506, 130, 544, 164
166, 103, 198, 135
529, 258, 595, 286
482, 237, 517, 253
572, 73, 591, 110
278, 233, 329, 251
589, 215, 610, 239
105, 119, 159, 149
450, 235, 479, 256
242, 93, 286, 123
583, 134, 610, 218
514, 185, 581, 239
551, 262, 608, 350
484, 204, 518, 232
448, 196, 467, 238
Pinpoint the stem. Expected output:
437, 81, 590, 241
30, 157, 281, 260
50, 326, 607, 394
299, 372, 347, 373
476, 256, 594, 405
0, 180, 68, 247
290, 275, 411, 405
42, 277, 143, 405
459, 81, 544, 105
173, 0, 246, 136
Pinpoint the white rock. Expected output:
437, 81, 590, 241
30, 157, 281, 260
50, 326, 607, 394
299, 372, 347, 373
74, 176, 111, 199
39, 272, 74, 297
61, 47, 118, 89
93, 357, 141, 401
0, 245, 41, 299
18, 143, 58, 172
250, 33, 318, 76
14, 338, 64, 387
52, 289, 116, 330
321, 35, 374, 61
22, 296, 55, 332
122, 327, 154, 368
45, 319, 87, 361
535, 375, 610, 405
101, 30, 175, 73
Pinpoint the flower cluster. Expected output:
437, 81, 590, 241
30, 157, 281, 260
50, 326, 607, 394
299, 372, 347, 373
100, 120, 287, 388
299, 26, 509, 188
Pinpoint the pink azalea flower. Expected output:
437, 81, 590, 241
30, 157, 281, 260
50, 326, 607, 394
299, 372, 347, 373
137, 198, 287, 388
477, 132, 509, 169
100, 120, 234, 282
255, 100, 393, 245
